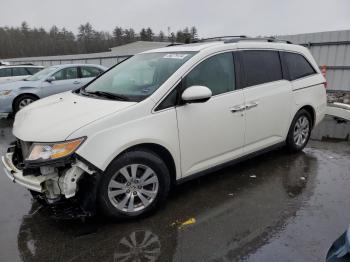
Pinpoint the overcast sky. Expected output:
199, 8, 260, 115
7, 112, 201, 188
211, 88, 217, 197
0, 0, 349, 37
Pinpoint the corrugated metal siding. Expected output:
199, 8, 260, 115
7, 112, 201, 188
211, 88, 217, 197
324, 70, 350, 91
279, 30, 350, 92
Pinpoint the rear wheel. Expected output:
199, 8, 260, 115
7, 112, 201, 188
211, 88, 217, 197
286, 109, 312, 152
14, 94, 38, 113
97, 150, 170, 219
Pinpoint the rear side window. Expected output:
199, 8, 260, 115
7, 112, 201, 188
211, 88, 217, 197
12, 67, 29, 76
239, 50, 282, 87
282, 52, 316, 80
81, 66, 102, 78
183, 52, 235, 96
53, 67, 78, 80
0, 68, 12, 77
26, 67, 42, 75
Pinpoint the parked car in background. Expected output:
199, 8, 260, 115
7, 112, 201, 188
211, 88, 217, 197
2, 38, 326, 220
0, 64, 106, 116
0, 65, 44, 84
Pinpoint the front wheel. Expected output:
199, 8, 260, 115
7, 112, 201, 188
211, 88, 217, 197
286, 109, 312, 152
97, 150, 170, 220
13, 94, 38, 113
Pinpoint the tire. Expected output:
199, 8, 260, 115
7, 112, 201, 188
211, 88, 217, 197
13, 94, 38, 113
97, 149, 171, 220
286, 109, 312, 152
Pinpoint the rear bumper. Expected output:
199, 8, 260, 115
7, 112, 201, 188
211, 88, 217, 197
1, 152, 46, 192
327, 103, 350, 121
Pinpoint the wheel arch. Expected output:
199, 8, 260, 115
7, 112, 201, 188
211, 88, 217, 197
111, 143, 177, 188
12, 93, 40, 111
297, 105, 316, 128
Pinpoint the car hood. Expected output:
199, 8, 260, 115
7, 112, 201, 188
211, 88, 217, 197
13, 91, 136, 142
0, 80, 40, 90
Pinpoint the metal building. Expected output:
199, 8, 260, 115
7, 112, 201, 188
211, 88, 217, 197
278, 30, 350, 92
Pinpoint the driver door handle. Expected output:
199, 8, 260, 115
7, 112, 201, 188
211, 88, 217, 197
73, 81, 81, 84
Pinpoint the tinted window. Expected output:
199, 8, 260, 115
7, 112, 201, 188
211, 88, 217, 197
26, 67, 42, 75
282, 52, 316, 80
81, 66, 102, 78
183, 52, 235, 96
12, 67, 29, 76
156, 88, 178, 111
240, 50, 282, 87
53, 67, 78, 80
0, 68, 12, 77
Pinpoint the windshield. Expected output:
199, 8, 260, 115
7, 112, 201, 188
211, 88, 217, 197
84, 52, 196, 101
26, 66, 58, 81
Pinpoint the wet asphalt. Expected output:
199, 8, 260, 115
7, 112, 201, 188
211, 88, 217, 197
0, 118, 349, 262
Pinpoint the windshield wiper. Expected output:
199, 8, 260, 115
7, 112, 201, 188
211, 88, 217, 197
85, 90, 130, 101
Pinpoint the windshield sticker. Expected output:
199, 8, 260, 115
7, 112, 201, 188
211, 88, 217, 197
163, 54, 189, 59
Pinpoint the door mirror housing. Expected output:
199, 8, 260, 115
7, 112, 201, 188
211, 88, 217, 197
181, 85, 212, 103
46, 76, 55, 83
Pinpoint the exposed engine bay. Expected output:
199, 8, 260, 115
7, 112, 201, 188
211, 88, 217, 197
2, 140, 100, 219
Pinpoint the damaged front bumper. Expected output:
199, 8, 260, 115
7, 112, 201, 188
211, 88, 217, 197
2, 152, 52, 192
2, 145, 101, 219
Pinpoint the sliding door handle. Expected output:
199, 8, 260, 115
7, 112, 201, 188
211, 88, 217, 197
230, 105, 245, 113
245, 102, 259, 110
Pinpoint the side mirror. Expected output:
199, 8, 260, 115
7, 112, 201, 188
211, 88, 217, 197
46, 76, 55, 83
182, 85, 212, 104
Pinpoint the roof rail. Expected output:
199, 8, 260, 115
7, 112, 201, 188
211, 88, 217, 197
194, 35, 248, 43
224, 37, 293, 44
5, 63, 36, 66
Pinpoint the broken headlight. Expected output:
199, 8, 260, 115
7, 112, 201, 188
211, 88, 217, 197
26, 137, 85, 162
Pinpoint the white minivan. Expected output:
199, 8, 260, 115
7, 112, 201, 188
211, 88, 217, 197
2, 37, 327, 219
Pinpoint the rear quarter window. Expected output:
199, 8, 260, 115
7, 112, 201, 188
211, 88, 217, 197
281, 52, 316, 81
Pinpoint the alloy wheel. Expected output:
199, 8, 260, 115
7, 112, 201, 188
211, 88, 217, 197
18, 98, 34, 109
108, 164, 159, 213
293, 115, 310, 147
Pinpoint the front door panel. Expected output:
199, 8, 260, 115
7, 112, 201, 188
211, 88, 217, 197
176, 91, 245, 177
